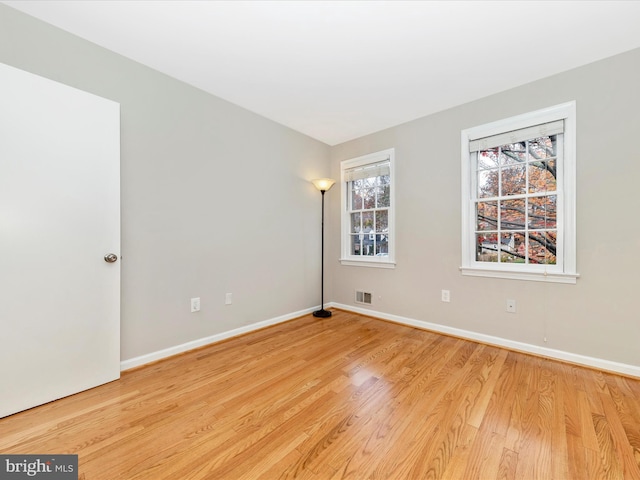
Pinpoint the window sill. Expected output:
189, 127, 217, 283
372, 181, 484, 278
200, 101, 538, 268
460, 266, 578, 284
340, 258, 396, 269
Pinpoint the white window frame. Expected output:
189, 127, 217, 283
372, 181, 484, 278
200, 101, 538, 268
461, 102, 578, 284
340, 148, 396, 269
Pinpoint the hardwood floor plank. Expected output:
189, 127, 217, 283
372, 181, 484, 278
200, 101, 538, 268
577, 389, 602, 453
566, 433, 588, 480
476, 352, 523, 438
496, 447, 518, 480
592, 411, 625, 479
462, 431, 506, 479
1, 310, 639, 479
504, 357, 539, 455
560, 364, 584, 440
439, 423, 478, 479
606, 375, 640, 466
598, 390, 640, 478
550, 363, 570, 480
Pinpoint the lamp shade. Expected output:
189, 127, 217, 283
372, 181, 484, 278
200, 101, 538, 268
311, 178, 336, 192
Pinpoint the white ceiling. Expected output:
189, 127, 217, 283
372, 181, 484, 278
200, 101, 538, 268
5, 1, 640, 145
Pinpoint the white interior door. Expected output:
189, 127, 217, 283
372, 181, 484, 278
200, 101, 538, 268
0, 63, 120, 418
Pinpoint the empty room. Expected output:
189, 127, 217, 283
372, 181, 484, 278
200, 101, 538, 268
1, 1, 640, 479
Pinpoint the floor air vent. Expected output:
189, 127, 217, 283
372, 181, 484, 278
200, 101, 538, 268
355, 290, 373, 305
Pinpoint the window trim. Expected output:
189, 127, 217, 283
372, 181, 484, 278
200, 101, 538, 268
460, 102, 578, 284
340, 148, 396, 269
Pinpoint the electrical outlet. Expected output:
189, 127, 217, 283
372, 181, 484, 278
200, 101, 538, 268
225, 293, 232, 305
441, 290, 450, 303
506, 299, 516, 313
191, 297, 201, 313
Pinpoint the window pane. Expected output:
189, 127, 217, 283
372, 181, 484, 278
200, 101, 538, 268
528, 158, 556, 193
500, 199, 525, 231
528, 195, 557, 229
476, 201, 498, 231
350, 234, 362, 256
362, 231, 375, 256
501, 232, 526, 263
363, 188, 375, 209
528, 231, 557, 264
478, 169, 499, 198
478, 148, 500, 169
363, 177, 376, 188
350, 212, 361, 233
378, 174, 390, 186
377, 184, 390, 207
351, 186, 363, 210
500, 143, 526, 165
362, 211, 374, 232
376, 210, 388, 232
476, 233, 498, 262
529, 135, 557, 159
376, 235, 388, 255
501, 165, 526, 196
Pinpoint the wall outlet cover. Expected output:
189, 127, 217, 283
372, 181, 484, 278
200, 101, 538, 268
191, 297, 201, 313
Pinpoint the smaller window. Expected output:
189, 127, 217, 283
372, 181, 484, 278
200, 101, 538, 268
340, 148, 395, 268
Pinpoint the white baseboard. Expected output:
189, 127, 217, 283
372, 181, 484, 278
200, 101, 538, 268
329, 302, 640, 379
120, 306, 318, 371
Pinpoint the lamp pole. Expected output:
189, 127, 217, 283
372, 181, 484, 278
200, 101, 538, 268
311, 178, 335, 318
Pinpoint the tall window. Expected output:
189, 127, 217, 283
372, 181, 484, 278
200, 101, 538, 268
461, 103, 577, 283
340, 148, 395, 268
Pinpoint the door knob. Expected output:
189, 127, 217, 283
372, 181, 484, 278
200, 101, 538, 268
104, 253, 118, 263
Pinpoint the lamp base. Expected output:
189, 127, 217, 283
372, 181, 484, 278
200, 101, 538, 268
313, 308, 332, 318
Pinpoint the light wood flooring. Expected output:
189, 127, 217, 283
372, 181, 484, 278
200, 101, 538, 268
1, 310, 640, 479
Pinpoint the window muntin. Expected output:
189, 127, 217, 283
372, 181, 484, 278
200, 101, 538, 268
461, 102, 577, 283
340, 149, 395, 268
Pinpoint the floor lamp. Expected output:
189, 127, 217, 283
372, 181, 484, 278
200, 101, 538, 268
311, 178, 335, 318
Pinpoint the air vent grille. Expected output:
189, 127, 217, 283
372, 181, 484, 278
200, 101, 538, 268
355, 290, 373, 305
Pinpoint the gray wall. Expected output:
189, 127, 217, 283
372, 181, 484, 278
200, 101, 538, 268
0, 4, 331, 361
329, 47, 640, 369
